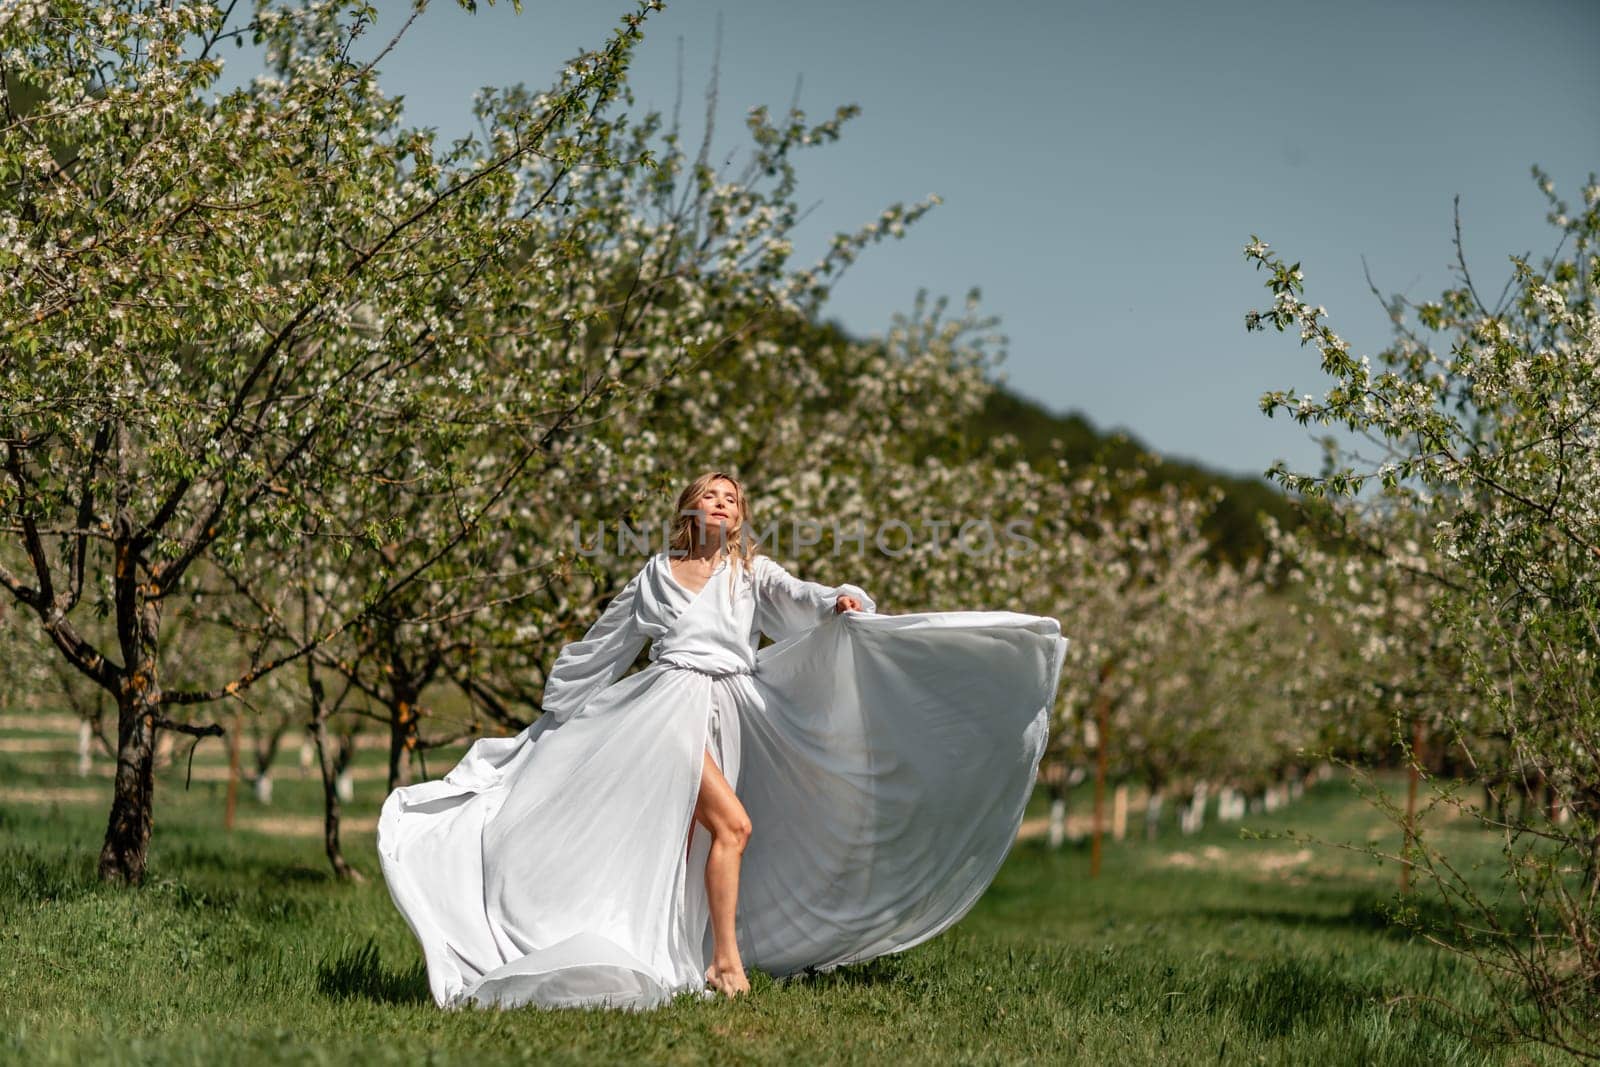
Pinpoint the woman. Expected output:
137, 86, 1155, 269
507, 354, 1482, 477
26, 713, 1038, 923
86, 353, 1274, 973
377, 471, 1068, 1010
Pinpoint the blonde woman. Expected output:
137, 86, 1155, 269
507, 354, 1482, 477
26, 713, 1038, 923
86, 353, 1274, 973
379, 471, 1068, 1010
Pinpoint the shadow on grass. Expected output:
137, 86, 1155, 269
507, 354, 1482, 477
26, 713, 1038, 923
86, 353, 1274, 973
1197, 901, 1409, 937
259, 862, 337, 886
1, 844, 100, 906
782, 953, 929, 994
1199, 956, 1382, 1038
316, 937, 431, 1005
1198, 889, 1535, 944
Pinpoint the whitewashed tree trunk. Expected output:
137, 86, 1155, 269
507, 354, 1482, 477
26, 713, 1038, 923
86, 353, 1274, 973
1144, 791, 1163, 840
152, 728, 176, 770
1181, 782, 1209, 835
299, 738, 314, 776
1047, 795, 1066, 849
336, 767, 355, 803
253, 775, 274, 805
1217, 786, 1244, 821
1111, 784, 1128, 841
1265, 783, 1287, 812
77, 719, 92, 778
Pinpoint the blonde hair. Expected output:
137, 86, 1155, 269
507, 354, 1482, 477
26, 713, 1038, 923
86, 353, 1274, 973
667, 470, 761, 603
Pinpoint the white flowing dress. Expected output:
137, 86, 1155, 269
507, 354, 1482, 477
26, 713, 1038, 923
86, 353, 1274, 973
377, 551, 1068, 1011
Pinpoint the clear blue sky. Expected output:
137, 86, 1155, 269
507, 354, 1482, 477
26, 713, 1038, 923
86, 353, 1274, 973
247, 0, 1600, 479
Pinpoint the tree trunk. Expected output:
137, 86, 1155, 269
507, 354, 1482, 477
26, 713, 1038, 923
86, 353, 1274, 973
250, 718, 288, 807
99, 532, 162, 885
387, 688, 417, 792
99, 678, 158, 884
1042, 761, 1068, 850
1144, 788, 1164, 841
76, 719, 92, 777
309, 660, 362, 883
1047, 789, 1067, 849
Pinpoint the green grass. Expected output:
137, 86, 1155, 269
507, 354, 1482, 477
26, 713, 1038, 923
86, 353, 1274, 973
0, 729, 1564, 1066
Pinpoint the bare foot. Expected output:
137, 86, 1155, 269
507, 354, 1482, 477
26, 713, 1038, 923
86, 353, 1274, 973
705, 961, 751, 998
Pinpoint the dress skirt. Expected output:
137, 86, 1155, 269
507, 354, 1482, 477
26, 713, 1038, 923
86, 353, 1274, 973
377, 608, 1068, 1010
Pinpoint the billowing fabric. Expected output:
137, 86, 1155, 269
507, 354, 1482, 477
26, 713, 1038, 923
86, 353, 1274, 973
377, 551, 1069, 1011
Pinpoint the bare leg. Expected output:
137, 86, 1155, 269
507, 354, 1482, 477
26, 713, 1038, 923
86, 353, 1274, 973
694, 748, 752, 997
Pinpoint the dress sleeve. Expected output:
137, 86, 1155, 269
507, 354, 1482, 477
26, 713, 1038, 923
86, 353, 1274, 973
541, 570, 648, 724
754, 555, 878, 644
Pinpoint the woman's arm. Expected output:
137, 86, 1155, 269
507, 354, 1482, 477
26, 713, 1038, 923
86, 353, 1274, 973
541, 570, 648, 724
753, 555, 877, 644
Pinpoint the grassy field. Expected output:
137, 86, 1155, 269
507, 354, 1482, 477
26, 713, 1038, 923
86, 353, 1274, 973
0, 714, 1561, 1065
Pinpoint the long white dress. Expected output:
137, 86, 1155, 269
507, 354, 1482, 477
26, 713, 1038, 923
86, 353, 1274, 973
376, 551, 1068, 1010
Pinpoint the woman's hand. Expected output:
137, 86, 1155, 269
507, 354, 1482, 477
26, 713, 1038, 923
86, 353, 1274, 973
834, 595, 863, 614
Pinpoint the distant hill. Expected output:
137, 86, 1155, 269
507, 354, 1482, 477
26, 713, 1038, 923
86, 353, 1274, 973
964, 387, 1300, 565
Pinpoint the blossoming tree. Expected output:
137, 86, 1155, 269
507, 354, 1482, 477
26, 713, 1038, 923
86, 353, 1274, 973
0, 0, 671, 884
1244, 168, 1600, 1055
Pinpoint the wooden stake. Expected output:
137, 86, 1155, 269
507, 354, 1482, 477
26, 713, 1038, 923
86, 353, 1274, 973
1090, 661, 1115, 878
224, 708, 241, 832
1401, 717, 1423, 894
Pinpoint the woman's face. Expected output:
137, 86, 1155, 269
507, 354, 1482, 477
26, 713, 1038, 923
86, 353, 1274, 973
693, 479, 741, 545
